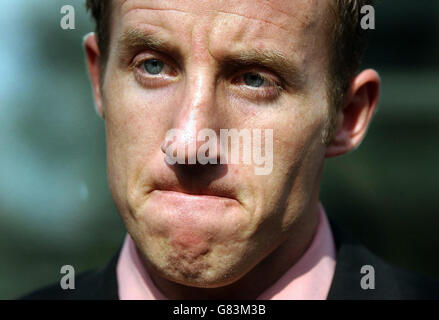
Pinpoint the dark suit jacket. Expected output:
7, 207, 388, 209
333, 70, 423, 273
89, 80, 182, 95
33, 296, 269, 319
20, 219, 439, 300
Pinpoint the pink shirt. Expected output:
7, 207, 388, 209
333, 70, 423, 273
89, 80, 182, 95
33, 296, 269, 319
117, 203, 336, 300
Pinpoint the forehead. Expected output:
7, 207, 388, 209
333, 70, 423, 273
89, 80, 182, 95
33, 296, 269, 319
114, 0, 326, 24
110, 0, 331, 66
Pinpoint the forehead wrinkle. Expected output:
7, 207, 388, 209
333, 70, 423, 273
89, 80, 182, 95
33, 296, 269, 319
262, 0, 327, 25
117, 0, 325, 44
119, 1, 290, 32
119, 0, 193, 17
213, 0, 328, 34
123, 6, 192, 16
214, 9, 289, 33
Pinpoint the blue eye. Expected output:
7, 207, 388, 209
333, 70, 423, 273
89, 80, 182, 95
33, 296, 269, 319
243, 73, 264, 87
143, 59, 164, 75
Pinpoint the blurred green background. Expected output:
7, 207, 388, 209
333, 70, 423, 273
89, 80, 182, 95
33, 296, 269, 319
0, 1, 438, 299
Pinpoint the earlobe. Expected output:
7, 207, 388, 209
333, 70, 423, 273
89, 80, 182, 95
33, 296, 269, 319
83, 32, 105, 119
325, 69, 380, 158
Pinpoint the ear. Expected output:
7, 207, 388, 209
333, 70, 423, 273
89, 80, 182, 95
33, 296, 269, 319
83, 33, 105, 119
325, 69, 380, 158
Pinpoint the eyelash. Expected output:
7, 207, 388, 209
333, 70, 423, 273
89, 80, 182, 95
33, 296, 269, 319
131, 56, 284, 101
130, 55, 178, 88
231, 72, 284, 101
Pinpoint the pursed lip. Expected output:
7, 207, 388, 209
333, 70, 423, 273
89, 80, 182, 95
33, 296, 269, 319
150, 181, 242, 206
151, 190, 239, 203
147, 164, 244, 207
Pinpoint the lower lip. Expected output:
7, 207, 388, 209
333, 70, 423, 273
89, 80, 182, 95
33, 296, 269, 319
151, 190, 238, 205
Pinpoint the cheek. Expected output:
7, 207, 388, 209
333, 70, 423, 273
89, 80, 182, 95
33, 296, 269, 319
273, 97, 326, 163
103, 72, 180, 164
260, 96, 327, 192
103, 72, 181, 210
105, 79, 176, 138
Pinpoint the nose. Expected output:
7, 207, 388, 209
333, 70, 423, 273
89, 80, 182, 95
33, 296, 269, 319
161, 71, 220, 165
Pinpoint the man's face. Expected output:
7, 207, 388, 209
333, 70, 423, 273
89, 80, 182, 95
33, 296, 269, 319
102, 0, 332, 287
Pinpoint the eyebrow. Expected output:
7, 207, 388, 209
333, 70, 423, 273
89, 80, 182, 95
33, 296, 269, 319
117, 28, 181, 63
117, 28, 306, 89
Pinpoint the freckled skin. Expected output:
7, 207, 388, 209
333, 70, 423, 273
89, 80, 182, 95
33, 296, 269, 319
84, 0, 375, 299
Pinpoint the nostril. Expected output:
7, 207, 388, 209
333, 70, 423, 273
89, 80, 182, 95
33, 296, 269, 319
161, 128, 181, 156
161, 139, 170, 154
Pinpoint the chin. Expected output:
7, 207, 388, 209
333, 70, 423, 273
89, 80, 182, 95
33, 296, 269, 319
134, 231, 254, 288
123, 186, 262, 288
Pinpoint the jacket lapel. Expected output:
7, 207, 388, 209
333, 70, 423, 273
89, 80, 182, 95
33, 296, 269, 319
327, 219, 401, 299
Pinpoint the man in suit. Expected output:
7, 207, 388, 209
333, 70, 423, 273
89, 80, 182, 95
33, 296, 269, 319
23, 0, 439, 299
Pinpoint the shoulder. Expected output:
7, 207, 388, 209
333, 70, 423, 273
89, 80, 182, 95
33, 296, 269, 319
19, 251, 120, 300
327, 218, 439, 300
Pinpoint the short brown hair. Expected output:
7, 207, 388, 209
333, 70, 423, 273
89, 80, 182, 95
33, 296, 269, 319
324, 0, 374, 142
85, 0, 373, 142
85, 0, 112, 65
